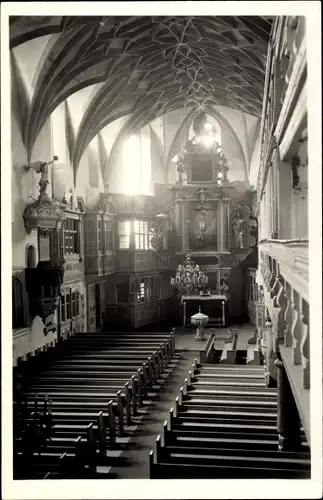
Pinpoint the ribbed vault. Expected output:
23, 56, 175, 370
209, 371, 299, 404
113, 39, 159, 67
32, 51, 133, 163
10, 15, 272, 170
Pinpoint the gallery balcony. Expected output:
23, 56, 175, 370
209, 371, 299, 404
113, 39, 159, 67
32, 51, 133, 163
257, 238, 310, 441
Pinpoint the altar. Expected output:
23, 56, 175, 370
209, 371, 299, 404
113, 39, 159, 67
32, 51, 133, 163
181, 294, 227, 327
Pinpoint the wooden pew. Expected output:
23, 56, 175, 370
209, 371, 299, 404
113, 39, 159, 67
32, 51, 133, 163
14, 329, 177, 480
199, 332, 216, 364
150, 417, 310, 479
220, 329, 238, 364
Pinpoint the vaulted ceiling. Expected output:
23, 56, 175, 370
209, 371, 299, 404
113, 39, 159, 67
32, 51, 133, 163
10, 15, 272, 165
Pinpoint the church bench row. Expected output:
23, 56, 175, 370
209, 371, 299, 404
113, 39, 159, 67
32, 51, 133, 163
14, 416, 107, 479
14, 329, 177, 479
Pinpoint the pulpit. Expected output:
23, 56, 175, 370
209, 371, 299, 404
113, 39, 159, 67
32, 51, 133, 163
181, 294, 227, 327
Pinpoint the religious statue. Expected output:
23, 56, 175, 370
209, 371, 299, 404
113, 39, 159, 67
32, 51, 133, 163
232, 212, 246, 249
196, 188, 210, 206
221, 155, 229, 181
150, 213, 172, 251
62, 188, 74, 210
219, 276, 229, 296
176, 160, 185, 183
156, 213, 171, 250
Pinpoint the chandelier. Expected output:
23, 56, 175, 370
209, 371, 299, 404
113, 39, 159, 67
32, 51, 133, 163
170, 254, 208, 295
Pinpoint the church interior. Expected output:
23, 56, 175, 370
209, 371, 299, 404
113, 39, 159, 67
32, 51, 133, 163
7, 13, 314, 483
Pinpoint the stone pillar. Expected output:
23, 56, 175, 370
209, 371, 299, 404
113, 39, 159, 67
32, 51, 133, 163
275, 357, 302, 451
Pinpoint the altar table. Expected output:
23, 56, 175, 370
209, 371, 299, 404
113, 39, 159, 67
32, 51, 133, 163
181, 294, 227, 327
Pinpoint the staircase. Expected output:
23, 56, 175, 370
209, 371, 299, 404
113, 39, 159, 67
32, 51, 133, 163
150, 362, 311, 479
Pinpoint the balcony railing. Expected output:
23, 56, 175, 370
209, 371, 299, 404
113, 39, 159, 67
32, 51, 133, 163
257, 238, 310, 441
259, 238, 308, 301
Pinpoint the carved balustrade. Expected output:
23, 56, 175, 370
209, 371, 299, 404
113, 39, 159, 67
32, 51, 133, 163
257, 237, 310, 441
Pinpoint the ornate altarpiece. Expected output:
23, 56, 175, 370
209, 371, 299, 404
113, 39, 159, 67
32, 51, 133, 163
154, 129, 258, 324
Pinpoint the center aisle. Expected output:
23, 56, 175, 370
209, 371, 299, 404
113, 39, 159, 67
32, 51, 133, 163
110, 351, 198, 479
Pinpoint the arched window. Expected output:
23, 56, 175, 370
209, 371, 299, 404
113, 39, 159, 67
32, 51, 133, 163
121, 133, 151, 195
26, 245, 36, 268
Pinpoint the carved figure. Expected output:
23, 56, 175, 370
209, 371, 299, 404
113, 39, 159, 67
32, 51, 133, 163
150, 213, 172, 251
62, 188, 74, 209
232, 212, 246, 248
219, 276, 229, 296
196, 188, 210, 206
24, 156, 58, 196
176, 160, 185, 183
157, 214, 171, 250
197, 209, 210, 245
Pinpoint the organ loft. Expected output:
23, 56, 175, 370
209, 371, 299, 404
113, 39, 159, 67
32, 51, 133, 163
3, 9, 320, 496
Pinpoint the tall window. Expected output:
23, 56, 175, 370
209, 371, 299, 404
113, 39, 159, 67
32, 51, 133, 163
248, 274, 258, 302
121, 134, 151, 195
134, 220, 149, 250
105, 221, 113, 251
118, 219, 152, 250
86, 220, 94, 253
61, 289, 80, 322
62, 218, 80, 255
71, 291, 80, 316
137, 280, 146, 302
119, 221, 131, 249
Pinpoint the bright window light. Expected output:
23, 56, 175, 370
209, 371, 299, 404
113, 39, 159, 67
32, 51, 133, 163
200, 135, 215, 148
204, 122, 213, 131
121, 133, 151, 195
122, 135, 140, 195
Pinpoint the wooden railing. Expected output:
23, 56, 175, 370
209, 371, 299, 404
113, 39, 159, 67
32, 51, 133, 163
256, 241, 310, 441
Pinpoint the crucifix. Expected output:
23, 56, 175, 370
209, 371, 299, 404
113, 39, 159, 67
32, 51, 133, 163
24, 155, 59, 196
193, 206, 212, 245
